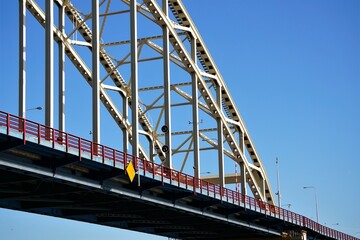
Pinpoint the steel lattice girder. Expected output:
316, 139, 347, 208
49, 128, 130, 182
24, 0, 275, 204
143, 0, 275, 204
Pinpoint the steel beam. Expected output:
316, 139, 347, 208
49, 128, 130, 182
122, 95, 129, 153
240, 162, 246, 195
239, 130, 245, 153
191, 36, 200, 178
45, 0, 54, 128
130, 0, 139, 157
58, 4, 65, 131
216, 83, 224, 187
163, 0, 172, 168
149, 139, 154, 162
201, 173, 242, 185
18, 0, 26, 118
92, 0, 100, 144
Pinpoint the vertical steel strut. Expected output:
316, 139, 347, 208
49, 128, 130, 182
58, 3, 65, 131
19, 0, 26, 118
130, 0, 139, 157
191, 36, 200, 178
163, 0, 172, 168
216, 83, 224, 187
45, 0, 54, 128
123, 95, 129, 153
92, 0, 100, 144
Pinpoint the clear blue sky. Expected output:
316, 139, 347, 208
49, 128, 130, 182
1, 0, 359, 239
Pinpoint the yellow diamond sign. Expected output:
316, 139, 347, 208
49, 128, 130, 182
126, 161, 136, 183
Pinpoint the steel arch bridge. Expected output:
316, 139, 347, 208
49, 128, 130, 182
1, 0, 359, 239
18, 0, 275, 204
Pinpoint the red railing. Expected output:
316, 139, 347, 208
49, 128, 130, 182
0, 110, 357, 240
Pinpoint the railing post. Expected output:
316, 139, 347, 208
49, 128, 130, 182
52, 128, 55, 148
91, 142, 93, 160
161, 166, 164, 185
277, 206, 280, 219
193, 177, 196, 195
220, 186, 223, 201
142, 159, 145, 176
169, 168, 172, 185
279, 208, 282, 220
37, 124, 41, 144
152, 161, 155, 179
65, 133, 68, 153
79, 138, 82, 160
264, 202, 267, 215
102, 145, 105, 163
113, 149, 116, 167
178, 171, 180, 187
207, 182, 209, 196
23, 119, 26, 145
144, 159, 147, 176
134, 156, 137, 170
124, 153, 127, 166
293, 212, 295, 223
6, 114, 10, 135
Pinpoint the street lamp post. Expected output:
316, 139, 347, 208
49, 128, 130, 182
303, 186, 319, 223
282, 203, 292, 209
26, 106, 43, 112
276, 157, 281, 207
23, 106, 43, 118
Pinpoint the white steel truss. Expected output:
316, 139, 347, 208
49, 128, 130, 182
22, 0, 275, 204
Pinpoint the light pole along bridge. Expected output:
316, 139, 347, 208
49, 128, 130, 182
1, 0, 358, 239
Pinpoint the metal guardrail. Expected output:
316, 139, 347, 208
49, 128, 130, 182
0, 110, 357, 240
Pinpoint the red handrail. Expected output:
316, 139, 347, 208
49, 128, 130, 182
0, 110, 357, 240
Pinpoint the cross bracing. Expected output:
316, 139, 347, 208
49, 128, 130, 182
21, 0, 275, 204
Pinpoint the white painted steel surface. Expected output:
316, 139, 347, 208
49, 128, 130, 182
21, 0, 275, 204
